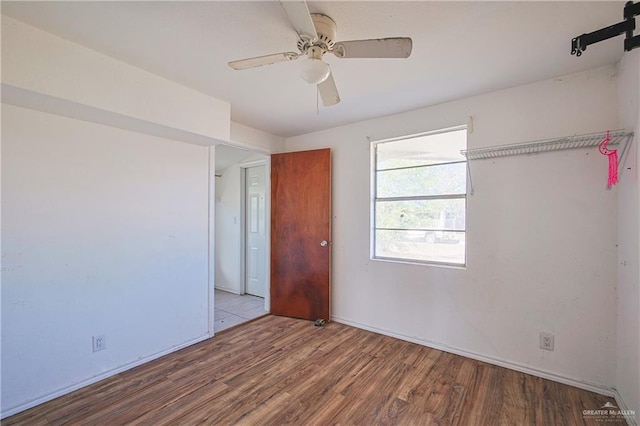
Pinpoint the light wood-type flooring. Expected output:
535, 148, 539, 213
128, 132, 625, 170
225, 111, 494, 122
4, 315, 618, 425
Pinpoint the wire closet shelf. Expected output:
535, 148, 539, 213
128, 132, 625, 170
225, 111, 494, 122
461, 130, 634, 161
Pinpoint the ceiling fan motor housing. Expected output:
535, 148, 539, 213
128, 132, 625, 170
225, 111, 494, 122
297, 14, 337, 52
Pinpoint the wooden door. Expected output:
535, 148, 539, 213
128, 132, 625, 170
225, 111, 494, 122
270, 148, 331, 321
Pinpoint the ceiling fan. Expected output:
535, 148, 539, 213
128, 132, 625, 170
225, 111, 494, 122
228, 1, 413, 107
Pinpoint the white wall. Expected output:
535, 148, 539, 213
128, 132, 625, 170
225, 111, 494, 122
2, 16, 230, 143
231, 121, 285, 153
215, 164, 243, 294
1, 105, 211, 415
616, 49, 640, 422
285, 65, 620, 392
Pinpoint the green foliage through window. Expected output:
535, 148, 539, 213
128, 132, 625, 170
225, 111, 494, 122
372, 127, 467, 266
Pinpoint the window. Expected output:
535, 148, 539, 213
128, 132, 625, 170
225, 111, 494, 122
372, 126, 467, 266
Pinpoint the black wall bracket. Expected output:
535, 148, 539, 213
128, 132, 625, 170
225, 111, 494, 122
571, 1, 640, 56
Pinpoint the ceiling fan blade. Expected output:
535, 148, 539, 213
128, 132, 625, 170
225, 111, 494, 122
228, 52, 299, 70
280, 1, 318, 41
332, 37, 413, 59
318, 69, 340, 107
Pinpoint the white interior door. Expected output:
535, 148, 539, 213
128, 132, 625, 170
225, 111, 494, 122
245, 165, 266, 297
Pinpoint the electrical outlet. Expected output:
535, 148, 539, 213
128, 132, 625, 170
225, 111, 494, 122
93, 335, 106, 352
539, 332, 554, 351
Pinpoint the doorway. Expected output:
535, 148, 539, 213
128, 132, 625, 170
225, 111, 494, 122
213, 145, 268, 333
212, 147, 332, 331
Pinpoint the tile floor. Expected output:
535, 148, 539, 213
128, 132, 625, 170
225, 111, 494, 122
214, 289, 268, 333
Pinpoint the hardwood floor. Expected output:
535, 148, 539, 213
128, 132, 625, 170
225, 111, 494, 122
4, 315, 618, 425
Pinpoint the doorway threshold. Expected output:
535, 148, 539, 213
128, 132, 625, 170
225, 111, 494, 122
214, 289, 268, 333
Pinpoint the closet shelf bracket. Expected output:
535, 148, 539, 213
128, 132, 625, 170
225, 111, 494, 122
461, 130, 634, 194
461, 130, 634, 161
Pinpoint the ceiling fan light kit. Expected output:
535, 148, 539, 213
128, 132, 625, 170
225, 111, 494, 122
300, 57, 330, 84
300, 46, 330, 84
228, 1, 413, 107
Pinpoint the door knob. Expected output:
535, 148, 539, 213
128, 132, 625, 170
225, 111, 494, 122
320, 240, 328, 247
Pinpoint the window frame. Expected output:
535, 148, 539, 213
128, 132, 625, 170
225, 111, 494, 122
370, 125, 468, 268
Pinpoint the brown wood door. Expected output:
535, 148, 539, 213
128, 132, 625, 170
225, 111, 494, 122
270, 148, 331, 321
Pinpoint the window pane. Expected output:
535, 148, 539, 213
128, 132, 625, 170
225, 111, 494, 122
375, 230, 465, 265
376, 198, 465, 230
372, 126, 467, 267
377, 129, 467, 170
377, 162, 466, 198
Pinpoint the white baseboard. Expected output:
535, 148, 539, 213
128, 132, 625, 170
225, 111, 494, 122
614, 389, 638, 426
331, 315, 616, 398
214, 286, 241, 295
1, 333, 212, 420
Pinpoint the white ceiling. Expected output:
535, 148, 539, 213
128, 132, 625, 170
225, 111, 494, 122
2, 1, 626, 138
